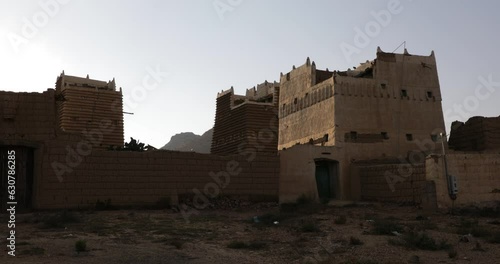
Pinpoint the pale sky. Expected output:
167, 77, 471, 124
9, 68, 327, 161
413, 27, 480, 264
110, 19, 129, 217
1, 0, 499, 148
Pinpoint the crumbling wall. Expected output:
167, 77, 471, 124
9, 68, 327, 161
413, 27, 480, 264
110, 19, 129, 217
448, 116, 500, 151
426, 153, 500, 208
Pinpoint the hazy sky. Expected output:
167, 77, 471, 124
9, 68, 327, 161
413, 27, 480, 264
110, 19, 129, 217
1, 0, 499, 148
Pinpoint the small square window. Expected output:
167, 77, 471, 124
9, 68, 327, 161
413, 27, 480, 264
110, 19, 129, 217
350, 131, 358, 140
381, 83, 387, 89
406, 134, 413, 141
381, 132, 389, 140
427, 91, 433, 98
401, 89, 408, 97
431, 134, 438, 142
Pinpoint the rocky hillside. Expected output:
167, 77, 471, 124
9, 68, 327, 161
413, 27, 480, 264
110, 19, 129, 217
161, 128, 213, 153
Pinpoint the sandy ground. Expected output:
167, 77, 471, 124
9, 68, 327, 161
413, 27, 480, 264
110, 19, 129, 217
1, 202, 500, 264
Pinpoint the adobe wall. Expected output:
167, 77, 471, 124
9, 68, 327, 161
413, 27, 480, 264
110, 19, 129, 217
355, 162, 426, 204
0, 90, 58, 144
37, 146, 279, 209
279, 79, 335, 148
1, 90, 280, 210
333, 74, 445, 157
279, 144, 438, 204
425, 153, 500, 208
333, 49, 445, 157
279, 145, 349, 203
278, 59, 337, 150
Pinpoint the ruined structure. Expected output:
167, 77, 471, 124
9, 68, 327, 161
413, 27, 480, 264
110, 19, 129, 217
448, 116, 500, 151
56, 72, 124, 149
279, 48, 447, 202
211, 81, 279, 155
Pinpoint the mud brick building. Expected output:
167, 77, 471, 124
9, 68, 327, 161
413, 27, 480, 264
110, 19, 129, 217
56, 73, 124, 149
211, 81, 279, 155
1, 47, 498, 210
0, 74, 279, 210
448, 116, 500, 151
279, 48, 447, 202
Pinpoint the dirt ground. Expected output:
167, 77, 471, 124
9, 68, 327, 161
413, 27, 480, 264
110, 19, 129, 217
1, 202, 500, 264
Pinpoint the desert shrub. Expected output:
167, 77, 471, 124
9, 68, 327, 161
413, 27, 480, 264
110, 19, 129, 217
227, 240, 267, 250
170, 240, 184, 249
349, 236, 363, 246
389, 232, 451, 251
372, 217, 403, 235
300, 219, 320, 232
488, 231, 500, 244
227, 241, 246, 249
456, 218, 489, 237
41, 211, 80, 228
448, 247, 458, 258
335, 215, 347, 225
75, 240, 87, 253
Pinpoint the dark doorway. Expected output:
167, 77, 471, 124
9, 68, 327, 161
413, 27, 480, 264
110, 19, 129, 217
315, 160, 339, 201
0, 146, 34, 211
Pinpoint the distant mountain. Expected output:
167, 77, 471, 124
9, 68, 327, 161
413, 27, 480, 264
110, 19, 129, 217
161, 128, 213, 153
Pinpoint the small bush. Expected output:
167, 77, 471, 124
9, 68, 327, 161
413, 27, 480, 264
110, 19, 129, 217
300, 220, 320, 232
170, 240, 184, 249
248, 241, 267, 250
228, 241, 246, 249
20, 247, 45, 256
75, 240, 87, 253
488, 231, 500, 244
372, 218, 403, 235
252, 213, 283, 227
448, 247, 458, 258
349, 236, 363, 246
456, 218, 489, 237
335, 215, 347, 225
227, 240, 267, 250
42, 211, 80, 228
390, 232, 451, 251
